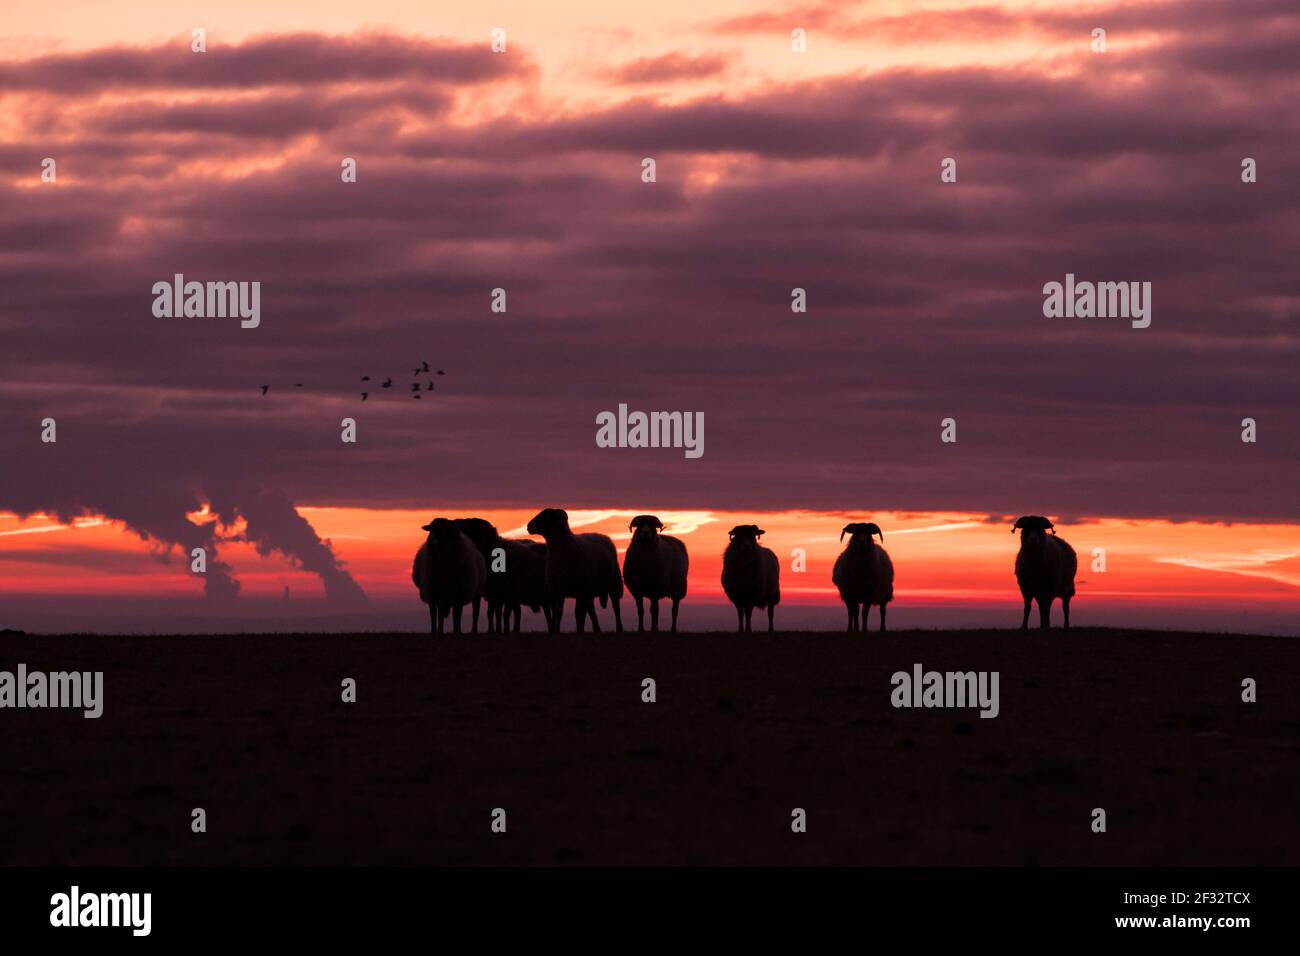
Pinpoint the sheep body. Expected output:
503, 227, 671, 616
721, 524, 780, 632
526, 508, 624, 633
832, 522, 894, 632
414, 517, 487, 633
622, 515, 689, 632
454, 518, 552, 632
1012, 515, 1077, 629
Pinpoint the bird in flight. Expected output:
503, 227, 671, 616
436, 369, 445, 376
382, 377, 393, 388
361, 392, 369, 401
361, 376, 370, 382
414, 360, 430, 375
260, 385, 269, 395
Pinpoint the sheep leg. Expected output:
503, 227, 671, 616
552, 598, 565, 633
1038, 595, 1052, 629
1062, 598, 1071, 629
452, 605, 464, 634
471, 598, 481, 634
428, 603, 438, 635
743, 607, 754, 632
766, 605, 774, 632
612, 597, 623, 632
735, 604, 745, 632
846, 603, 857, 632
1020, 596, 1032, 630
670, 598, 680, 632
649, 599, 660, 632
589, 597, 603, 633
879, 603, 887, 632
635, 595, 645, 632
512, 605, 522, 632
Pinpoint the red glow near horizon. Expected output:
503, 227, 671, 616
2, 509, 1298, 620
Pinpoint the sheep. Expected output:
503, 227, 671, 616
525, 508, 624, 633
412, 517, 487, 634
832, 522, 894, 632
453, 517, 552, 632
721, 524, 780, 632
1011, 515, 1077, 629
621, 515, 689, 632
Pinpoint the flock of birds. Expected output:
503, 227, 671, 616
258, 361, 445, 400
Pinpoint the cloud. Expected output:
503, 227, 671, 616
0, 12, 1296, 560
607, 52, 731, 84
0, 31, 531, 93
1153, 549, 1300, 589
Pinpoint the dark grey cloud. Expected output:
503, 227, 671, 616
0, 31, 531, 93
608, 51, 731, 84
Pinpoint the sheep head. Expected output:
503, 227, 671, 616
628, 514, 665, 538
453, 517, 499, 549
1011, 515, 1056, 542
840, 522, 883, 544
727, 524, 766, 548
526, 508, 570, 539
420, 517, 459, 545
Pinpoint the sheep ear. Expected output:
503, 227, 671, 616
628, 520, 637, 532
755, 527, 766, 537
421, 523, 434, 531
840, 528, 847, 542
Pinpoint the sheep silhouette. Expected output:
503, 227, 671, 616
525, 508, 624, 633
622, 515, 689, 632
412, 517, 486, 634
454, 517, 552, 633
832, 522, 894, 632
1011, 515, 1077, 629
721, 524, 780, 632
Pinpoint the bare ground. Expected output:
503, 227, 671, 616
1, 628, 1296, 865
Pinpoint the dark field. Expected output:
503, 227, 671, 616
1, 628, 1297, 866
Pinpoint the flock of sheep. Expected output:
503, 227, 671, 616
412, 510, 1079, 634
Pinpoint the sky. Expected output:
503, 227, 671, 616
1, 0, 1297, 632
